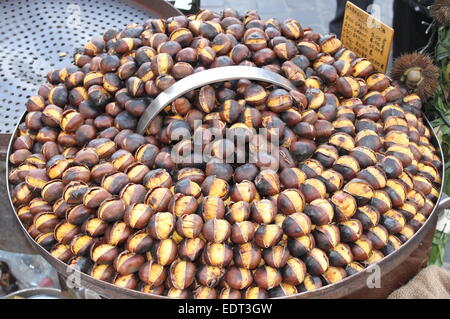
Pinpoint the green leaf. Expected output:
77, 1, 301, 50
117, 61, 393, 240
444, 170, 450, 194
430, 231, 450, 266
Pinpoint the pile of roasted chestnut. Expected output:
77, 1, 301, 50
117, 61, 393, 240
8, 8, 442, 299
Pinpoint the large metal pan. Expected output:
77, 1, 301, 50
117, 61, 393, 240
5, 64, 450, 298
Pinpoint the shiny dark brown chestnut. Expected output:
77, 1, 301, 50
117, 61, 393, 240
354, 205, 380, 230
304, 199, 334, 226
381, 209, 406, 234
254, 224, 283, 249
178, 237, 205, 262
350, 235, 373, 261
299, 178, 327, 203
138, 261, 167, 288
147, 212, 175, 240
303, 248, 329, 276
277, 189, 305, 216
254, 265, 282, 290
224, 266, 254, 290
104, 221, 132, 246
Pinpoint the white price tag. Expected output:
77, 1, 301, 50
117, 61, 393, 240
174, 0, 192, 10
436, 210, 450, 234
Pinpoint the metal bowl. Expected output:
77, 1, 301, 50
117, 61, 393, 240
3, 1, 449, 299
6, 106, 449, 299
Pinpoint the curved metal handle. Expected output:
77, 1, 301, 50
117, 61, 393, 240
437, 193, 450, 211
136, 66, 297, 134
